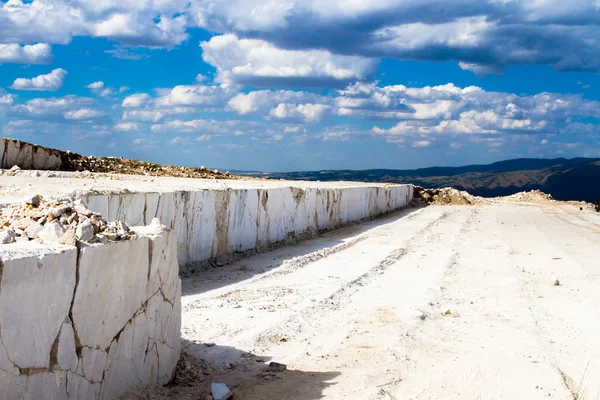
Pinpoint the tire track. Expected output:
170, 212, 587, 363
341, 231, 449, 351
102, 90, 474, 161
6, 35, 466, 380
253, 208, 477, 349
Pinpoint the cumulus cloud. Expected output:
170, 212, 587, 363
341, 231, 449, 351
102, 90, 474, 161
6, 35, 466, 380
151, 119, 241, 134
86, 81, 104, 90
114, 122, 140, 131
367, 82, 600, 147
122, 93, 151, 108
228, 90, 327, 115
11, 68, 67, 91
0, 43, 52, 64
64, 108, 104, 120
11, 96, 95, 118
0, 0, 190, 48
86, 81, 120, 97
269, 103, 330, 122
191, 0, 600, 75
155, 84, 238, 107
3, 1, 600, 75
201, 34, 378, 86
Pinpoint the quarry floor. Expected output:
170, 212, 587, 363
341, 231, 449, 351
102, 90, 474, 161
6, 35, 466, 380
149, 200, 600, 400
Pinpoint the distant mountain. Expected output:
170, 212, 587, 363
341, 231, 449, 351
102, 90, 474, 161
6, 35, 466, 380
251, 158, 600, 203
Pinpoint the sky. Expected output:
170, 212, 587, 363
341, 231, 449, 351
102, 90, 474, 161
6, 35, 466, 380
1, 0, 600, 172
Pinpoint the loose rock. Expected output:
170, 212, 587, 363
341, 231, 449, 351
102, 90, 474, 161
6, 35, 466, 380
0, 229, 16, 244
24, 223, 44, 239
58, 226, 77, 246
211, 382, 233, 400
24, 194, 41, 207
268, 361, 287, 372
38, 221, 66, 243
76, 219, 95, 242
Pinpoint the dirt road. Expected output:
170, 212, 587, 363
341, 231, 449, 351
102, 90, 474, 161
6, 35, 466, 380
166, 202, 600, 399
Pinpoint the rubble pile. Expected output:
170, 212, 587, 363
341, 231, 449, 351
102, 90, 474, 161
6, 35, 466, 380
61, 152, 237, 180
414, 186, 486, 205
504, 190, 554, 202
0, 195, 135, 245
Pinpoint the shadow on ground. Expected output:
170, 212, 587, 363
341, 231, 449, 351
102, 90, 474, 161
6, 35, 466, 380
132, 339, 341, 400
182, 206, 424, 297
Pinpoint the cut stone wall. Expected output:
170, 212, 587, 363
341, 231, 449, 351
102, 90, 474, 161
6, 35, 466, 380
0, 220, 181, 399
0, 138, 63, 170
81, 184, 413, 271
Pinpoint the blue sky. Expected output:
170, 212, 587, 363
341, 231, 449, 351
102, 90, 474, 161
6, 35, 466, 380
1, 1, 600, 172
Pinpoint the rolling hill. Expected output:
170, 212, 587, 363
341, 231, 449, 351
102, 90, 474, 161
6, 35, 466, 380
250, 158, 600, 203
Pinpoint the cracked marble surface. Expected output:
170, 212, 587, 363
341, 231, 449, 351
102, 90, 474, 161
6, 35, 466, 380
0, 220, 181, 399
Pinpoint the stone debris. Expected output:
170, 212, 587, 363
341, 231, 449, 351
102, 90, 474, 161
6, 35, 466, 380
414, 186, 487, 205
0, 138, 247, 181
24, 194, 41, 207
0, 229, 16, 244
413, 187, 596, 209
0, 195, 135, 245
267, 361, 287, 372
211, 382, 233, 400
504, 190, 554, 202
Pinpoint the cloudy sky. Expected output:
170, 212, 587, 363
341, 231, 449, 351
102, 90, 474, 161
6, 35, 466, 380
1, 0, 600, 172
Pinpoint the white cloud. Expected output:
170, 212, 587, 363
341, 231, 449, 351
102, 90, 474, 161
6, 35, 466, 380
228, 90, 326, 115
269, 103, 330, 123
122, 93, 151, 108
412, 140, 432, 148
0, 91, 15, 106
11, 95, 94, 118
86, 81, 104, 90
151, 119, 240, 134
168, 136, 186, 145
3, 0, 600, 76
64, 108, 104, 120
201, 34, 378, 86
11, 68, 67, 91
123, 110, 166, 123
86, 81, 119, 97
114, 122, 140, 131
0, 43, 52, 64
155, 84, 238, 107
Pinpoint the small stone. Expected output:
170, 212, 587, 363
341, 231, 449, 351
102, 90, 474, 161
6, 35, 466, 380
73, 203, 93, 217
25, 223, 44, 239
116, 220, 130, 235
12, 217, 35, 231
38, 221, 66, 243
48, 205, 69, 219
75, 219, 95, 242
58, 226, 77, 246
0, 229, 16, 244
268, 362, 287, 372
24, 194, 41, 207
9, 165, 20, 172
211, 382, 233, 400
552, 275, 560, 286
99, 230, 118, 241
